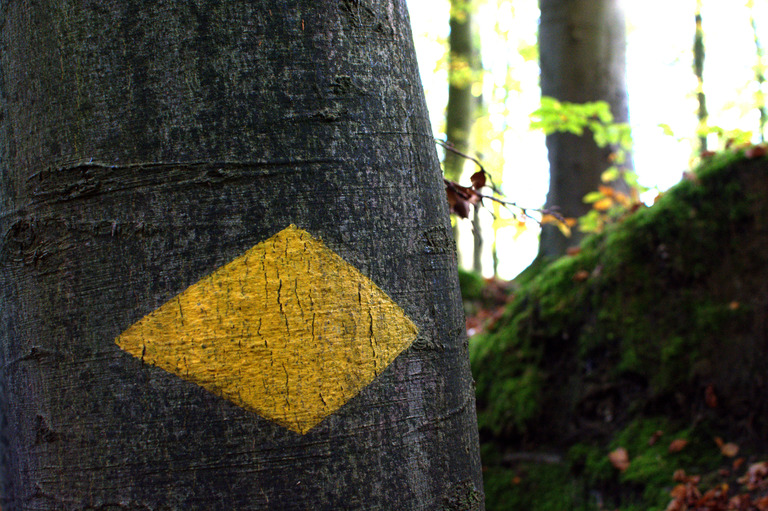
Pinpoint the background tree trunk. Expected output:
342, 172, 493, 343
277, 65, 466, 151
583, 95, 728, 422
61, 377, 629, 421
446, 0, 484, 273
0, 1, 484, 509
538, 0, 630, 259
694, 0, 709, 152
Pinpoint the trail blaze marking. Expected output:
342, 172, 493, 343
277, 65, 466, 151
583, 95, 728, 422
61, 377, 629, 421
115, 225, 418, 434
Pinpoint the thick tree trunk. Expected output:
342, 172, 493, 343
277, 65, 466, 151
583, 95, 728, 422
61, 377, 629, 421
538, 0, 630, 259
0, 1, 484, 509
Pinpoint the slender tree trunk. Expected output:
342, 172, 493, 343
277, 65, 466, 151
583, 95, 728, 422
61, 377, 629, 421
694, 0, 709, 152
446, 0, 483, 273
538, 0, 631, 259
0, 1, 484, 509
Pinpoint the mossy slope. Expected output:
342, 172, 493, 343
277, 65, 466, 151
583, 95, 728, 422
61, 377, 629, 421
471, 151, 768, 509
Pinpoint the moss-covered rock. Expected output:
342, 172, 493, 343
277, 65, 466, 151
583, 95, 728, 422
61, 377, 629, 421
472, 150, 768, 509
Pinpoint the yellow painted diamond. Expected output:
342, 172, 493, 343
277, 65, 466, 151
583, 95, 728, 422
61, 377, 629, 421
115, 225, 418, 434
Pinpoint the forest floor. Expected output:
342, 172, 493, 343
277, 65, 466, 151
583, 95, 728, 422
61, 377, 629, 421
463, 148, 768, 511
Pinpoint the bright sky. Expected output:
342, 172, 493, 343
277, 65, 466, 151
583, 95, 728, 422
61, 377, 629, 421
408, 0, 768, 278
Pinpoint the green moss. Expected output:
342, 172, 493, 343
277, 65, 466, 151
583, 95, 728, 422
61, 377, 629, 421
472, 151, 768, 510
458, 268, 486, 302
482, 445, 586, 511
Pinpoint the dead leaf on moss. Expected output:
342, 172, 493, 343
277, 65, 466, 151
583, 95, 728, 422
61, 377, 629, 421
648, 430, 664, 446
714, 437, 739, 458
608, 447, 630, 472
668, 438, 688, 453
572, 269, 590, 282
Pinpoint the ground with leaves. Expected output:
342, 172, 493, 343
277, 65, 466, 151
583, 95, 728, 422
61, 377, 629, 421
467, 149, 768, 510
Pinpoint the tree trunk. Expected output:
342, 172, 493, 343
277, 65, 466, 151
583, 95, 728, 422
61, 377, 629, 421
694, 0, 709, 152
0, 2, 484, 509
538, 0, 630, 259
445, 0, 484, 273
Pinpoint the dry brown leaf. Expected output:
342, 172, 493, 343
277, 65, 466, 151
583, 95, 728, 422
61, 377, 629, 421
648, 430, 664, 446
608, 447, 630, 472
572, 270, 590, 282
470, 171, 486, 190
739, 461, 768, 489
720, 442, 739, 458
668, 438, 688, 453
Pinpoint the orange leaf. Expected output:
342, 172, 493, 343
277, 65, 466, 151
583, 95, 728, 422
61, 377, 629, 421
609, 447, 630, 472
668, 439, 688, 453
598, 184, 616, 197
593, 197, 613, 211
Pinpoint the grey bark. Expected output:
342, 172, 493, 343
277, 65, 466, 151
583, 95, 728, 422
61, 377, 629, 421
538, 0, 631, 259
0, 1, 483, 510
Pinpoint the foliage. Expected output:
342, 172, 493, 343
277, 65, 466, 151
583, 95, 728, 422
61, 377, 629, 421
531, 96, 644, 234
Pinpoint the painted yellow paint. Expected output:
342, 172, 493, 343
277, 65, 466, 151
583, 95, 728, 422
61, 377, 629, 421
115, 225, 418, 434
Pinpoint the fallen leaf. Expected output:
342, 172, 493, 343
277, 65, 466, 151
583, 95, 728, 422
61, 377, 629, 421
669, 483, 688, 500
720, 442, 739, 458
668, 439, 688, 453
566, 246, 582, 256
648, 430, 664, 446
609, 447, 630, 472
755, 495, 768, 510
572, 270, 590, 282
739, 461, 768, 489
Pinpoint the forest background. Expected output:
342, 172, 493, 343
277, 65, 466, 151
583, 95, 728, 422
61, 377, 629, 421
409, 0, 768, 278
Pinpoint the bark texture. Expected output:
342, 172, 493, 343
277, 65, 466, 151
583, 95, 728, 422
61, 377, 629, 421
0, 1, 483, 509
538, 0, 630, 258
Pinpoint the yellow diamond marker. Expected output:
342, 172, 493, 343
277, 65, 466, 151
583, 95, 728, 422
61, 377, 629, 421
115, 225, 418, 434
